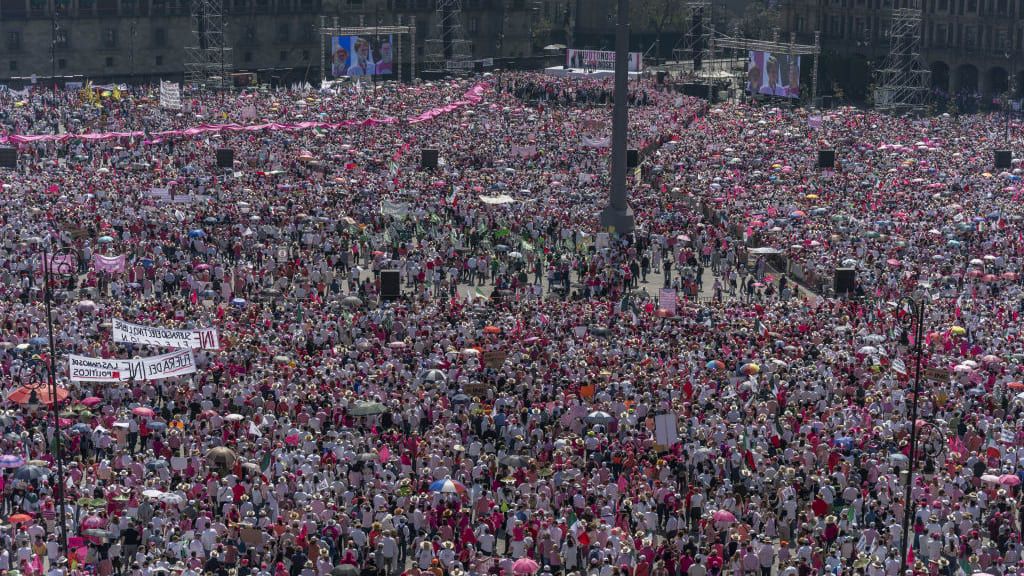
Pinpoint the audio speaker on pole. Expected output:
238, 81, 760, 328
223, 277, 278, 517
656, 71, 667, 85
215, 148, 234, 168
821, 95, 833, 109
995, 149, 1012, 169
421, 148, 438, 170
626, 149, 639, 168
0, 147, 17, 169
834, 268, 856, 296
380, 270, 401, 301
818, 149, 835, 169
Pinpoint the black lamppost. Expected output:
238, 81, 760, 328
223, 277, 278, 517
26, 238, 77, 558
896, 290, 926, 576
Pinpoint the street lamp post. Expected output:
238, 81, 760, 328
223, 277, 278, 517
897, 292, 926, 576
32, 240, 77, 558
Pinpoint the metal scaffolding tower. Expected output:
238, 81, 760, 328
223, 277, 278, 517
873, 2, 930, 112
425, 0, 473, 72
184, 0, 232, 89
674, 1, 711, 71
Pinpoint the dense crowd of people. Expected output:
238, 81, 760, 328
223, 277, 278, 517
0, 71, 1021, 576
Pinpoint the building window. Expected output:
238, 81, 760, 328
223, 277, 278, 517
155, 55, 164, 65
58, 58, 67, 69
276, 23, 289, 42
795, 15, 806, 32
302, 49, 310, 60
244, 51, 253, 62
153, 27, 167, 47
103, 28, 118, 48
7, 31, 20, 50
54, 28, 68, 49
9, 61, 17, 71
105, 56, 114, 67
244, 25, 257, 43
468, 16, 479, 33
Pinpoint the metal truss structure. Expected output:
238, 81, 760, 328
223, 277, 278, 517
184, 0, 232, 89
424, 0, 474, 72
874, 2, 930, 112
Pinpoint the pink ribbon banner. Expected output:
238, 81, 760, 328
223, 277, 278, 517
0, 83, 489, 145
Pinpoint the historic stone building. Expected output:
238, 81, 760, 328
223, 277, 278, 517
782, 0, 1024, 102
0, 0, 545, 83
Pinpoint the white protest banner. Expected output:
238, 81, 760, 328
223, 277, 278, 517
92, 254, 126, 273
68, 349, 196, 382
478, 194, 516, 205
112, 318, 220, 350
380, 200, 410, 219
654, 413, 679, 447
159, 80, 181, 110
659, 288, 677, 315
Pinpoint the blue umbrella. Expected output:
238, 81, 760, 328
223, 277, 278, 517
428, 478, 468, 496
28, 337, 47, 346
97, 236, 114, 244
231, 298, 247, 307
140, 258, 154, 268
0, 454, 25, 468
147, 421, 168, 431
188, 229, 206, 238
203, 216, 219, 224
69, 423, 92, 434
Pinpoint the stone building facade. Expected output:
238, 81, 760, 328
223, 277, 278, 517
783, 0, 1024, 102
0, 0, 544, 83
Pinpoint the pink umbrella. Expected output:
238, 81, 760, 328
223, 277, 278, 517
80, 396, 102, 407
513, 559, 540, 575
712, 510, 736, 523
999, 474, 1021, 486
131, 406, 155, 417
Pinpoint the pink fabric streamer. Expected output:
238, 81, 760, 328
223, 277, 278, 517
407, 84, 487, 125
0, 83, 489, 145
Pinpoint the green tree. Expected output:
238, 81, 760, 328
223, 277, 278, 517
630, 0, 687, 63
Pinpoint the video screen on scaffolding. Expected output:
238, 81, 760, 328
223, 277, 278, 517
746, 50, 801, 99
330, 35, 394, 78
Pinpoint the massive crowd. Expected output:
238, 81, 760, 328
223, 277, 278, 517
0, 71, 1021, 576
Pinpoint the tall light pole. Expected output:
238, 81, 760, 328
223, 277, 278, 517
599, 0, 635, 235
29, 238, 76, 558
897, 291, 926, 576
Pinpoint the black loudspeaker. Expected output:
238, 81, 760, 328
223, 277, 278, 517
818, 150, 835, 169
380, 270, 401, 301
995, 149, 1012, 169
627, 149, 639, 168
0, 147, 17, 169
657, 71, 667, 85
421, 148, 438, 170
834, 268, 856, 295
216, 148, 234, 168
821, 95, 834, 109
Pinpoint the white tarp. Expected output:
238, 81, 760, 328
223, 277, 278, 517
112, 318, 220, 350
69, 349, 197, 382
